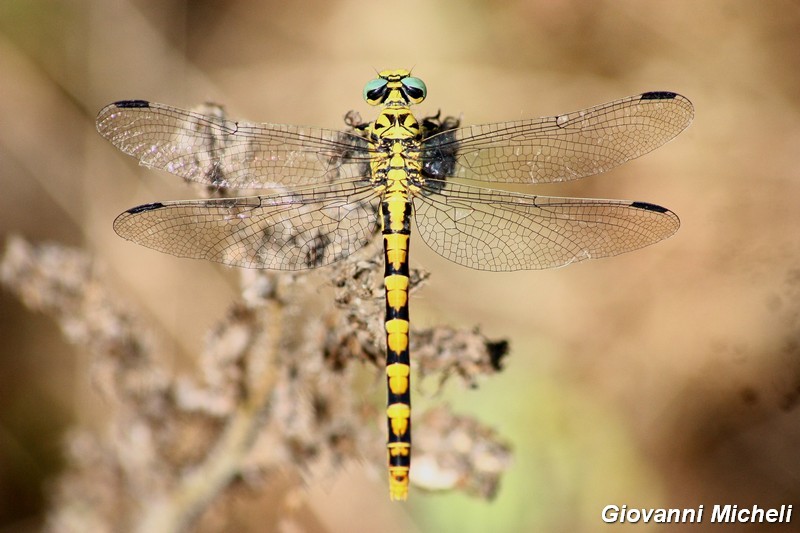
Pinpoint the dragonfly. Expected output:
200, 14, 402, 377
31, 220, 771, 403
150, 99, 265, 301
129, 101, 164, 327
96, 69, 693, 500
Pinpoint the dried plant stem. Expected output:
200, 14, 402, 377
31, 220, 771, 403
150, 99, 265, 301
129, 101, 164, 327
2, 235, 513, 531
136, 302, 281, 533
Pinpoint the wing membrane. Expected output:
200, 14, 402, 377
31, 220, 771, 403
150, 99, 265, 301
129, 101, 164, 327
421, 92, 693, 184
413, 179, 679, 271
97, 101, 373, 189
113, 179, 382, 270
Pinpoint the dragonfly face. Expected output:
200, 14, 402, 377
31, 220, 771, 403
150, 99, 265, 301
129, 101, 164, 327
363, 69, 427, 107
97, 70, 693, 500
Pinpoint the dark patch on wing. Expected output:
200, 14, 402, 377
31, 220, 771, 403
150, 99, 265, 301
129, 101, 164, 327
114, 100, 151, 108
640, 91, 678, 101
630, 201, 669, 213
126, 202, 165, 214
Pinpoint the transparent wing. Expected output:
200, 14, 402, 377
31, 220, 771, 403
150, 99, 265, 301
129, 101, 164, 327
113, 179, 382, 270
420, 92, 693, 184
412, 179, 679, 271
97, 100, 373, 189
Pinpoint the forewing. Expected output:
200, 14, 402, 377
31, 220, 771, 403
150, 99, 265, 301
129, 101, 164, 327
114, 179, 382, 270
421, 92, 693, 184
412, 180, 679, 271
96, 100, 373, 189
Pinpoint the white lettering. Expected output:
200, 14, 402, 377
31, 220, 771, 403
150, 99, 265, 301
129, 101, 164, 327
712, 505, 793, 523
712, 505, 733, 522
602, 506, 707, 524
602, 505, 619, 523
604, 504, 791, 525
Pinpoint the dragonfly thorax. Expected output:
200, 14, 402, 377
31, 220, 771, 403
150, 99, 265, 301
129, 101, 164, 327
369, 138, 423, 191
369, 108, 422, 141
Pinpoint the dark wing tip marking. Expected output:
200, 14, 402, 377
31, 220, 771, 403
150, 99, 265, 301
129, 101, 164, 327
640, 91, 679, 101
125, 202, 165, 214
630, 201, 670, 213
113, 100, 151, 108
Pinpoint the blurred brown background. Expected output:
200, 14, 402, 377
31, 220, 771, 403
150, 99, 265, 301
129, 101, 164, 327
2, 0, 800, 531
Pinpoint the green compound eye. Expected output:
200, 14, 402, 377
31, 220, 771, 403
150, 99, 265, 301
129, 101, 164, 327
363, 78, 389, 104
401, 77, 427, 102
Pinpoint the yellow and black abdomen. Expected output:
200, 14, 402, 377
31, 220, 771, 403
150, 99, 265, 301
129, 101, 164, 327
382, 195, 413, 501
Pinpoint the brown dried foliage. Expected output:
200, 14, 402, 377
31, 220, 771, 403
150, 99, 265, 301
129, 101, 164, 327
1, 235, 511, 532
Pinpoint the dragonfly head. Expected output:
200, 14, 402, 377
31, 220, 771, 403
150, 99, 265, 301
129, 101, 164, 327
364, 69, 427, 107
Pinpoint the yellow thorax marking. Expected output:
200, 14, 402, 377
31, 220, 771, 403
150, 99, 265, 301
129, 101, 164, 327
370, 109, 421, 140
